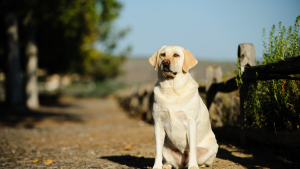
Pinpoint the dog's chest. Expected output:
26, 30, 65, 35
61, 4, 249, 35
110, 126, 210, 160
153, 85, 200, 151
159, 109, 189, 150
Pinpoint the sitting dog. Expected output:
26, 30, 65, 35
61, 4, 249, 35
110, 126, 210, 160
149, 46, 218, 169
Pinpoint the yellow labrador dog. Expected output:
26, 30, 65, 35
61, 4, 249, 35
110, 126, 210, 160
149, 46, 218, 169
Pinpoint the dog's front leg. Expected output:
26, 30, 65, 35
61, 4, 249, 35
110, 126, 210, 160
153, 122, 165, 169
187, 118, 199, 169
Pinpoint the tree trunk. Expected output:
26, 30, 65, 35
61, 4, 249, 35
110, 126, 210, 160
25, 28, 39, 108
4, 11, 23, 106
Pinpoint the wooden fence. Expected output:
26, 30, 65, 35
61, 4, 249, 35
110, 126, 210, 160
116, 43, 300, 147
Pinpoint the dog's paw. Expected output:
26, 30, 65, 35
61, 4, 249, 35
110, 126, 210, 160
188, 166, 199, 169
162, 163, 172, 169
199, 164, 207, 168
153, 163, 163, 169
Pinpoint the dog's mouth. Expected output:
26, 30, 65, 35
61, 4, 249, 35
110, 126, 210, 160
162, 70, 177, 78
161, 61, 177, 78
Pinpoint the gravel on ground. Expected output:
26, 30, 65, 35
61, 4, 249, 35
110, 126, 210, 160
0, 97, 296, 169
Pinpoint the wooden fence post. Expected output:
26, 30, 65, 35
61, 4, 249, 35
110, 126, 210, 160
206, 66, 223, 127
238, 43, 256, 146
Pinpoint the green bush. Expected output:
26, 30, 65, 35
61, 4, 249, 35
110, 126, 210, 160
239, 16, 300, 131
84, 52, 126, 81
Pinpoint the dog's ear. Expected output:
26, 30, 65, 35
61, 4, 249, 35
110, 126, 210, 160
149, 46, 166, 70
183, 49, 198, 73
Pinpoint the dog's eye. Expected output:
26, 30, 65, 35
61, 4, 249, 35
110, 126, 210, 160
160, 53, 165, 57
173, 54, 180, 57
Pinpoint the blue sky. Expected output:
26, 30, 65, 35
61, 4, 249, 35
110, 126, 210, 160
104, 0, 300, 62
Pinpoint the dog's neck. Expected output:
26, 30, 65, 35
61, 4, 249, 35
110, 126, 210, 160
157, 70, 196, 94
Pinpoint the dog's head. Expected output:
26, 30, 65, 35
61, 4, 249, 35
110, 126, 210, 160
149, 46, 198, 78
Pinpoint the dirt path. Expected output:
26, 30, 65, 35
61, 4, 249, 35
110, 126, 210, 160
0, 97, 295, 168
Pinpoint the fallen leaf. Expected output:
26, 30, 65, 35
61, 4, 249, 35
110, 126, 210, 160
124, 145, 134, 151
32, 158, 40, 163
44, 158, 53, 165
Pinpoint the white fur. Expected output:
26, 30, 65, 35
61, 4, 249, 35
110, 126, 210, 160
151, 46, 218, 169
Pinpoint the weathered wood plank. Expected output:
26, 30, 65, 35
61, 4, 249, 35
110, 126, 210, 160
238, 43, 256, 73
207, 77, 238, 93
205, 77, 238, 111
243, 55, 300, 81
206, 66, 222, 109
198, 86, 205, 93
238, 43, 256, 147
206, 66, 223, 127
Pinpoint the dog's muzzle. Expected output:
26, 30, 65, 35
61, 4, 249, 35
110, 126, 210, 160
161, 59, 177, 78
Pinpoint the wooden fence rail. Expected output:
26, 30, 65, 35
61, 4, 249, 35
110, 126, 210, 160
243, 55, 300, 81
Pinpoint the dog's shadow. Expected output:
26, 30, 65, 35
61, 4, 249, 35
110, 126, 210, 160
100, 155, 154, 168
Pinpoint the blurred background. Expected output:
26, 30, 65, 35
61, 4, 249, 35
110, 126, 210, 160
1, 1, 300, 168
0, 0, 299, 114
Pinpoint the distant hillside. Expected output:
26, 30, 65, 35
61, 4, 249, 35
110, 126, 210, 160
116, 58, 236, 85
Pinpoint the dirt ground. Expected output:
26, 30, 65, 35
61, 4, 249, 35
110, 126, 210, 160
0, 97, 297, 169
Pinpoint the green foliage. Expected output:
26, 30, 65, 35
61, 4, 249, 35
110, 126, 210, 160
83, 51, 126, 80
235, 57, 243, 88
0, 0, 128, 80
238, 16, 300, 131
35, 0, 127, 77
262, 17, 300, 63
